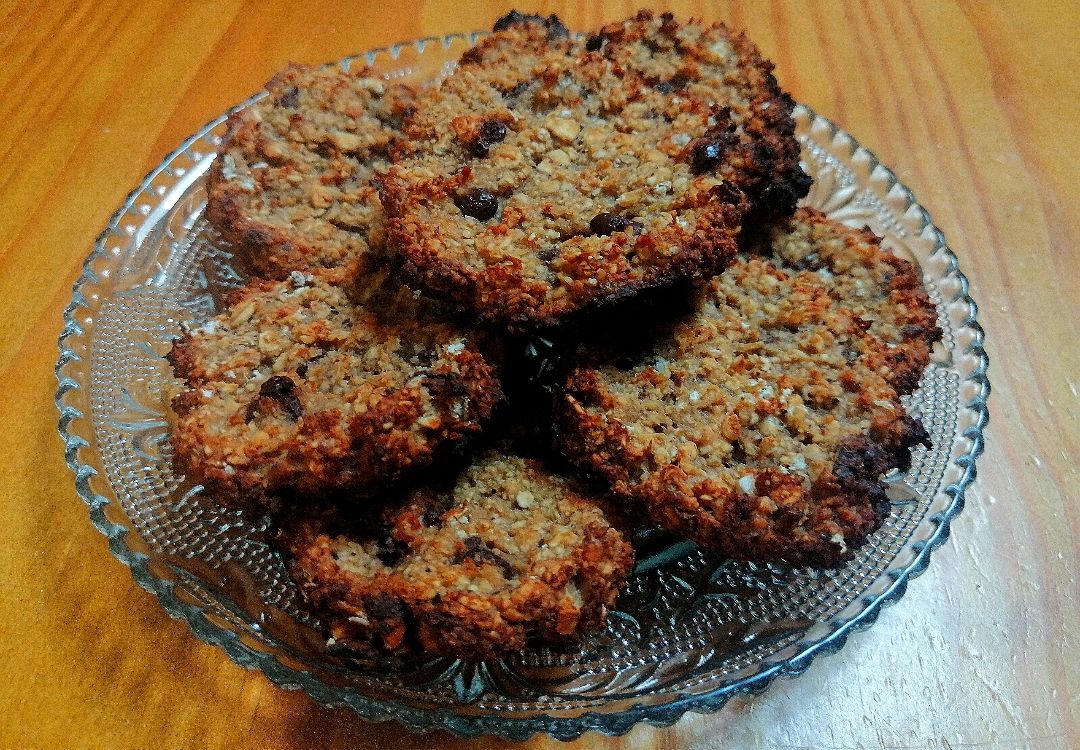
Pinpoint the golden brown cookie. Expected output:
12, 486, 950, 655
380, 12, 801, 331
279, 452, 633, 661
206, 64, 414, 280
557, 209, 940, 567
168, 269, 501, 507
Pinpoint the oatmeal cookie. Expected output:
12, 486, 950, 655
380, 13, 759, 330
586, 10, 810, 219
279, 452, 633, 661
206, 64, 414, 280
167, 270, 501, 507
557, 209, 940, 567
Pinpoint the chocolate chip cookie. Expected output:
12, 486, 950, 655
380, 13, 766, 330
168, 269, 501, 507
206, 64, 414, 280
279, 452, 633, 661
557, 208, 940, 567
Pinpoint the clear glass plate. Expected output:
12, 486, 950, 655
55, 33, 989, 741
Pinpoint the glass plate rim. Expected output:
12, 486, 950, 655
55, 31, 990, 741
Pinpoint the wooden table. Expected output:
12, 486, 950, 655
2, 1, 1077, 747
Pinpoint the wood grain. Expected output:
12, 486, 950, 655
1, 1, 1077, 747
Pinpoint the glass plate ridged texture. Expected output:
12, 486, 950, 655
56, 33, 989, 741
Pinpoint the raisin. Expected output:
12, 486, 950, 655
492, 10, 534, 31
585, 34, 605, 52
467, 140, 489, 159
417, 492, 453, 527
260, 374, 294, 398
412, 349, 437, 368
455, 188, 499, 221
589, 212, 631, 236
542, 14, 570, 38
709, 180, 745, 206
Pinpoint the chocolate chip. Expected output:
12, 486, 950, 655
492, 10, 533, 31
467, 119, 508, 158
258, 375, 303, 421
455, 188, 499, 221
452, 535, 515, 578
412, 349, 437, 368
492, 11, 568, 39
421, 503, 445, 528
589, 212, 632, 236
277, 86, 300, 108
467, 140, 490, 159
499, 81, 529, 107
689, 110, 740, 174
365, 592, 404, 620
479, 119, 508, 143
655, 73, 689, 94
690, 140, 724, 174
376, 536, 409, 567
585, 34, 605, 52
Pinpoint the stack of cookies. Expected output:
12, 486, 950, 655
169, 11, 940, 662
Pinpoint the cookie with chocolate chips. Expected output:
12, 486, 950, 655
380, 12, 774, 331
585, 10, 811, 220
167, 268, 501, 507
556, 209, 940, 567
206, 64, 415, 280
278, 452, 633, 661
